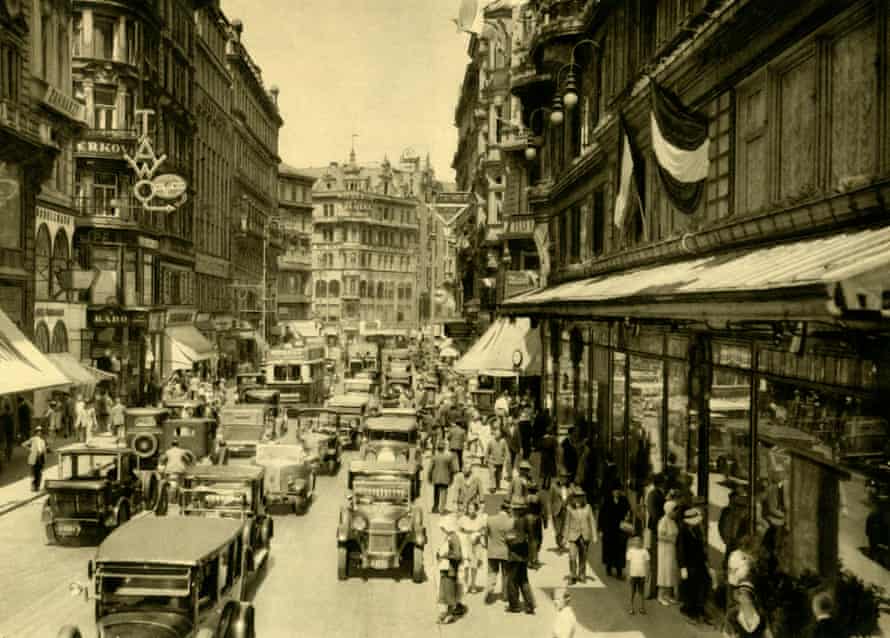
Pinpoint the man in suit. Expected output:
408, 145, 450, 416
645, 473, 666, 598
508, 460, 533, 503
505, 497, 535, 614
485, 500, 513, 604
563, 486, 598, 583
448, 420, 467, 471
676, 507, 712, 623
429, 441, 458, 513
549, 470, 571, 551
452, 462, 483, 514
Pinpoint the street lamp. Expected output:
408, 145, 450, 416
554, 40, 599, 120
522, 107, 552, 161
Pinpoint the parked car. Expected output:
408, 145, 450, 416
337, 460, 426, 582
163, 399, 205, 419
254, 440, 318, 513
171, 464, 273, 573
60, 515, 256, 638
293, 407, 343, 474
42, 442, 148, 546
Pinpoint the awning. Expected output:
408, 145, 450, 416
504, 226, 890, 322
166, 325, 215, 372
453, 317, 542, 377
47, 353, 99, 389
0, 309, 70, 394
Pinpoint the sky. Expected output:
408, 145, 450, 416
220, 0, 472, 183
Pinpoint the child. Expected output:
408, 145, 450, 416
551, 587, 577, 638
626, 535, 650, 615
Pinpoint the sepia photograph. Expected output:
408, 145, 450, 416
0, 0, 889, 636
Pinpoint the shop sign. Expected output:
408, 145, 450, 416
152, 174, 187, 200
125, 110, 188, 214
167, 309, 196, 325
35, 306, 65, 318
76, 140, 133, 158
41, 85, 86, 122
89, 308, 129, 327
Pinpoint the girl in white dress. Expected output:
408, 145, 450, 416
457, 500, 487, 594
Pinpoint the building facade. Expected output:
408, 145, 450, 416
276, 163, 313, 322
226, 18, 282, 359
503, 0, 890, 605
193, 0, 233, 349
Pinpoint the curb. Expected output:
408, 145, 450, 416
0, 489, 46, 517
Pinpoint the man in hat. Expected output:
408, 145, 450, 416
508, 460, 533, 503
551, 587, 577, 638
538, 425, 558, 490
564, 486, 598, 583
525, 480, 545, 568
676, 505, 712, 624
718, 483, 750, 571
448, 418, 467, 472
429, 440, 459, 514
644, 473, 666, 598
518, 409, 533, 460
485, 499, 514, 604
22, 426, 49, 491
505, 496, 535, 614
550, 470, 572, 551
436, 515, 464, 624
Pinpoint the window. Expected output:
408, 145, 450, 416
93, 87, 116, 130
52, 230, 71, 302
93, 16, 115, 60
0, 43, 21, 100
93, 173, 118, 216
35, 225, 52, 300
72, 15, 82, 57
569, 205, 581, 263
34, 321, 50, 353
51, 321, 68, 353
41, 9, 52, 81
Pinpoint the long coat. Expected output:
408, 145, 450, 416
598, 493, 631, 570
429, 451, 458, 486
675, 523, 710, 613
549, 484, 570, 539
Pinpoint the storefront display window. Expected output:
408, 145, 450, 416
667, 361, 693, 489
612, 352, 627, 484
630, 356, 663, 487
577, 342, 589, 423
558, 331, 573, 427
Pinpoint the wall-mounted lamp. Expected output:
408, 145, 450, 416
552, 39, 599, 123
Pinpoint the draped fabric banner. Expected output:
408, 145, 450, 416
650, 81, 710, 214
614, 116, 645, 228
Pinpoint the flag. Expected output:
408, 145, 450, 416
614, 117, 644, 228
650, 80, 710, 214
454, 0, 484, 34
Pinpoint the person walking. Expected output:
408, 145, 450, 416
82, 399, 98, 442
1, 400, 14, 463
677, 506, 713, 624
485, 499, 513, 604
17, 395, 32, 440
504, 417, 521, 478
561, 426, 580, 480
564, 486, 598, 583
448, 420, 467, 472
526, 481, 545, 568
429, 441, 459, 514
110, 396, 126, 439
23, 426, 49, 492
458, 500, 487, 594
538, 426, 558, 490
73, 393, 88, 442
453, 462, 483, 514
599, 485, 631, 578
551, 587, 578, 638
645, 474, 666, 599
517, 410, 533, 460
657, 500, 680, 605
508, 460, 532, 503
486, 429, 509, 493
626, 535, 651, 615
505, 497, 535, 614
549, 471, 571, 551
64, 392, 76, 438
43, 401, 60, 442
436, 515, 464, 624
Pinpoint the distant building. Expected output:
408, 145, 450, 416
276, 163, 314, 322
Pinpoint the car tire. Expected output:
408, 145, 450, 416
412, 545, 424, 583
220, 601, 255, 638
337, 545, 349, 581
56, 626, 83, 638
144, 476, 159, 511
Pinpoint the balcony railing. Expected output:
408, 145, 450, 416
278, 252, 312, 268
74, 197, 173, 236
80, 127, 138, 142
505, 213, 535, 237
527, 0, 597, 50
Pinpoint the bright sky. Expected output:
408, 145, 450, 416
220, 0, 471, 182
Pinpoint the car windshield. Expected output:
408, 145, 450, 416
367, 430, 414, 443
256, 445, 306, 462
99, 570, 191, 613
59, 453, 119, 480
182, 488, 249, 515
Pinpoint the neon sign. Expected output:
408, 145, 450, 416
123, 109, 188, 214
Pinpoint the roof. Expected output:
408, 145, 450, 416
504, 225, 890, 321
349, 460, 415, 475
365, 416, 417, 432
96, 516, 245, 565
186, 464, 265, 481
278, 162, 318, 181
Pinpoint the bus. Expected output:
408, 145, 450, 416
262, 340, 327, 409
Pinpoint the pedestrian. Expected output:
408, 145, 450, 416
504, 417, 521, 477
532, 407, 549, 449
657, 500, 680, 605
436, 515, 464, 624
453, 462, 483, 514
561, 426, 580, 480
110, 396, 126, 439
2, 400, 15, 462
806, 591, 841, 638
508, 460, 532, 503
83, 399, 98, 442
677, 506, 713, 624
626, 535, 650, 615
551, 587, 577, 638
428, 441, 458, 514
486, 428, 509, 493
23, 426, 49, 492
517, 409, 533, 459
448, 419, 467, 471
525, 481, 545, 568
485, 499, 512, 604
645, 473, 666, 599
722, 582, 773, 638
599, 485, 631, 578
458, 500, 487, 594
538, 426, 557, 490
564, 486, 598, 583
494, 390, 510, 425
17, 395, 32, 440
43, 400, 61, 442
73, 393, 88, 442
549, 471, 571, 551
64, 391, 76, 438
504, 496, 535, 614
94, 390, 110, 432
575, 436, 598, 507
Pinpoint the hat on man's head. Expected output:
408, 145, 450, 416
34, 425, 43, 433
519, 460, 532, 471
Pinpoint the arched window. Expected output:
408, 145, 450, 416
316, 280, 327, 298
51, 321, 68, 353
328, 280, 340, 298
35, 224, 51, 300
52, 229, 70, 301
34, 321, 50, 353
377, 282, 384, 299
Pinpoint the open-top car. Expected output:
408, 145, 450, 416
254, 440, 318, 513
171, 464, 273, 573
60, 515, 256, 638
337, 460, 426, 583
292, 407, 343, 474
43, 442, 148, 546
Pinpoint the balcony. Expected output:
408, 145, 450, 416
0, 99, 52, 150
74, 197, 168, 235
277, 252, 312, 270
504, 213, 535, 238
528, 0, 599, 54
277, 292, 312, 304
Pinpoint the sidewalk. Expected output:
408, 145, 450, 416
0, 433, 74, 516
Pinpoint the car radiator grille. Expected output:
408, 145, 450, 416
368, 534, 394, 554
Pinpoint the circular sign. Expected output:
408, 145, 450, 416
152, 173, 187, 200
512, 350, 523, 367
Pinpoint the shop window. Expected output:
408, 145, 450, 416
629, 355, 664, 491
612, 352, 627, 484
35, 225, 51, 300
92, 172, 118, 215
591, 188, 605, 256
666, 361, 691, 486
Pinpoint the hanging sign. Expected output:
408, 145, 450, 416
124, 109, 188, 214
153, 174, 187, 200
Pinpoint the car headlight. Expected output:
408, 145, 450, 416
397, 517, 412, 532
352, 517, 367, 531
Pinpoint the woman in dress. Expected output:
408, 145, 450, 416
722, 582, 773, 638
458, 500, 487, 594
657, 499, 680, 605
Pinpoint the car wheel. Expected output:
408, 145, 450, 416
292, 497, 306, 515
144, 476, 159, 511
412, 545, 424, 583
337, 545, 349, 581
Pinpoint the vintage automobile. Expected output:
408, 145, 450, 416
219, 405, 273, 462
60, 515, 256, 638
254, 440, 318, 513
171, 464, 273, 573
43, 442, 148, 546
240, 388, 286, 434
122, 407, 169, 503
327, 393, 371, 448
337, 460, 426, 582
360, 410, 422, 494
293, 407, 343, 474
